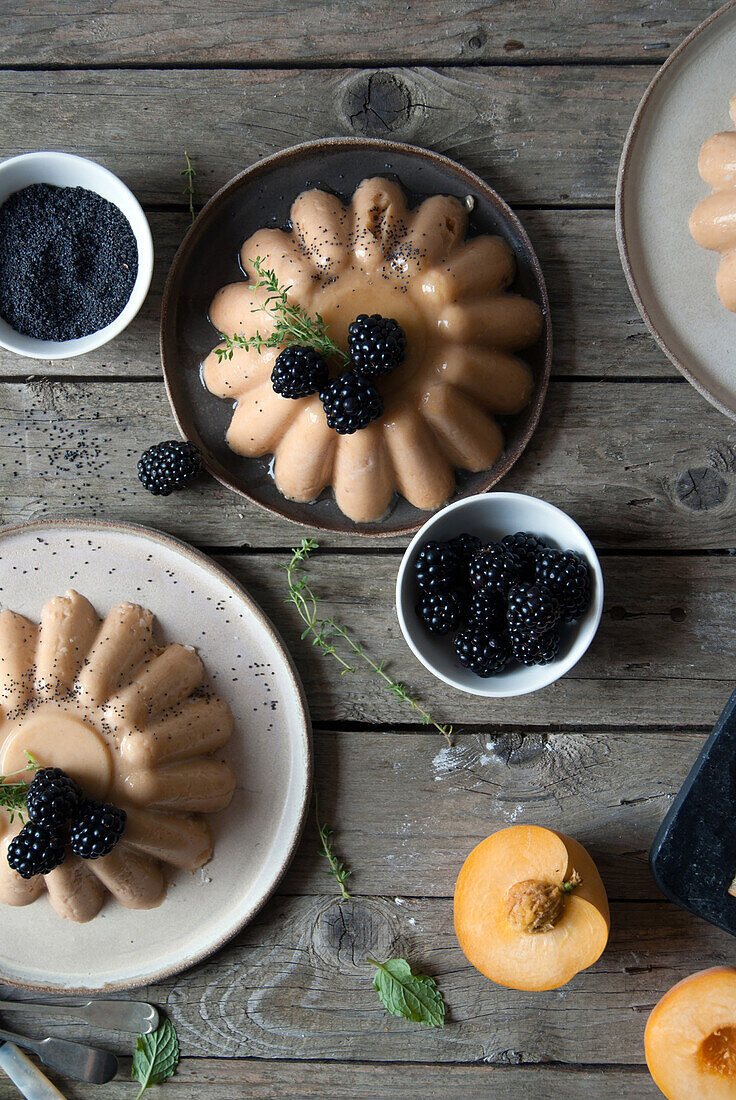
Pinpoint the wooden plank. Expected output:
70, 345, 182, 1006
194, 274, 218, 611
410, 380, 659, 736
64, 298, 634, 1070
0, 66, 654, 206
0, 210, 672, 380
1, 1, 718, 65
1, 380, 735, 553
0, 898, 725, 1065
283, 729, 699, 902
0, 1059, 657, 1100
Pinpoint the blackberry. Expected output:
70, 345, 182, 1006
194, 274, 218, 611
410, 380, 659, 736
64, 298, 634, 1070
138, 440, 201, 496
70, 800, 126, 860
271, 345, 329, 399
465, 590, 506, 631
347, 314, 406, 376
501, 532, 548, 581
416, 589, 461, 635
7, 823, 65, 879
534, 549, 592, 622
449, 532, 483, 572
507, 582, 561, 636
454, 627, 511, 677
468, 543, 520, 598
320, 370, 383, 434
26, 767, 82, 830
510, 626, 561, 666
414, 540, 460, 591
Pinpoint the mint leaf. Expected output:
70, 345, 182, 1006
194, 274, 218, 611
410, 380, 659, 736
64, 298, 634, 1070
131, 1019, 179, 1098
368, 957, 445, 1028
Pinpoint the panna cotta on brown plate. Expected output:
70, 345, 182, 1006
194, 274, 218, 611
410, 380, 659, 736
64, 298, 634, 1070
0, 590, 235, 923
202, 175, 544, 525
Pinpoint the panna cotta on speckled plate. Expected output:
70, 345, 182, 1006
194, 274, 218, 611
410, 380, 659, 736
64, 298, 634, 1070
690, 92, 736, 312
203, 176, 543, 524
0, 591, 235, 923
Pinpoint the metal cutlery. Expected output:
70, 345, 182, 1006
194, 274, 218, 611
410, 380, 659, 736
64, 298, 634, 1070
0, 999, 158, 1035
0, 1027, 117, 1084
0, 1043, 67, 1100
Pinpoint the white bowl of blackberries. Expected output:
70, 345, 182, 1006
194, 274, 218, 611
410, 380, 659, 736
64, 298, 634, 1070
396, 492, 604, 697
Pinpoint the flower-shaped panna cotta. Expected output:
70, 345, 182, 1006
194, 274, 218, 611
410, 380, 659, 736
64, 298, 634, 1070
0, 591, 235, 923
690, 93, 736, 312
204, 177, 543, 523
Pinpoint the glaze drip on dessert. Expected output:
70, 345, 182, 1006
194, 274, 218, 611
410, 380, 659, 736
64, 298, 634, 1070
0, 592, 235, 922
204, 177, 543, 523
690, 93, 736, 312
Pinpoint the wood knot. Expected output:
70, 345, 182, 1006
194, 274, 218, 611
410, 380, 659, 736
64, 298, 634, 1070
674, 467, 727, 511
485, 732, 548, 768
310, 897, 403, 975
336, 71, 421, 139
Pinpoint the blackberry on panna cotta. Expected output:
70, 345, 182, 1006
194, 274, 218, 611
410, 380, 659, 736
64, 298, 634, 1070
510, 625, 561, 666
271, 345, 329, 399
414, 540, 460, 591
454, 627, 511, 676
70, 799, 127, 860
26, 767, 82, 830
534, 549, 591, 622
348, 314, 406, 376
501, 532, 547, 581
468, 543, 520, 599
416, 589, 461, 635
320, 370, 383, 435
507, 582, 561, 636
7, 822, 66, 879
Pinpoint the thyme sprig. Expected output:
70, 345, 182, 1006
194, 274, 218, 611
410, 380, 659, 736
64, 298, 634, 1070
215, 257, 350, 367
0, 752, 38, 824
181, 152, 196, 224
286, 539, 453, 745
315, 792, 351, 900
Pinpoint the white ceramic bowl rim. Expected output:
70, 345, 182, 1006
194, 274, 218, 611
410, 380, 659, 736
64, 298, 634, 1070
0, 151, 153, 360
395, 492, 604, 698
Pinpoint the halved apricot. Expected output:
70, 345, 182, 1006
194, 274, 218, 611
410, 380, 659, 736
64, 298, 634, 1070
645, 967, 736, 1099
453, 824, 610, 991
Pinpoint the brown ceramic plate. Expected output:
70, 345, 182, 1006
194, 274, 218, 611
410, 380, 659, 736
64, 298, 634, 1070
161, 138, 552, 536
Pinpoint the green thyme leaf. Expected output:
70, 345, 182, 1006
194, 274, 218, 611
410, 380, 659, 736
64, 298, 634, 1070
368, 957, 446, 1028
315, 792, 351, 899
181, 153, 196, 225
215, 257, 350, 367
285, 540, 452, 744
0, 753, 37, 824
131, 1019, 179, 1098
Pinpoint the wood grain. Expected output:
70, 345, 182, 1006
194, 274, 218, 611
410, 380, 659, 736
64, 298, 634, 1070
0, 67, 655, 206
0, 897, 727, 1065
2, 380, 735, 551
1, 0, 718, 65
0, 1059, 658, 1100
283, 729, 701, 902
0, 209, 672, 380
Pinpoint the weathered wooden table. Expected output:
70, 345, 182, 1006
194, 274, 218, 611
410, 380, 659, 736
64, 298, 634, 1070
1, 2, 734, 1096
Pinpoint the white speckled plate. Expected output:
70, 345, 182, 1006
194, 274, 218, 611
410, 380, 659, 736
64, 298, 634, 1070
0, 520, 311, 993
617, 0, 736, 419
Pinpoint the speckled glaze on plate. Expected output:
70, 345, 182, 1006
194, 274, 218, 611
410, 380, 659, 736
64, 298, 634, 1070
617, 0, 736, 419
0, 520, 311, 993
161, 137, 552, 537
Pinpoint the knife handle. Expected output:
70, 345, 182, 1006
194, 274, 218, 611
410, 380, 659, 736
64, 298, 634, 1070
0, 1043, 67, 1100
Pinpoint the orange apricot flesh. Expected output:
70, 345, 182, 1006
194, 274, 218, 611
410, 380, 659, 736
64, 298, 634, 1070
453, 824, 610, 991
645, 967, 736, 1099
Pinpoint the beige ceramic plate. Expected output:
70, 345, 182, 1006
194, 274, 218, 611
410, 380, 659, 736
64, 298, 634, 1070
0, 520, 311, 993
617, 0, 736, 419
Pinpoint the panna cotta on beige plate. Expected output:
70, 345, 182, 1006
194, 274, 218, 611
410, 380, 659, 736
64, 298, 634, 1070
0, 591, 235, 923
203, 176, 543, 524
690, 92, 736, 312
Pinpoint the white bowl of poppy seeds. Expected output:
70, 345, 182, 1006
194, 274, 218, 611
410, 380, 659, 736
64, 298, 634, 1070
0, 151, 153, 360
